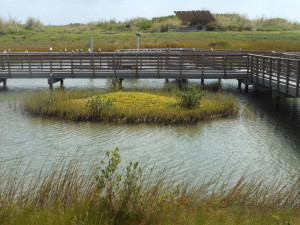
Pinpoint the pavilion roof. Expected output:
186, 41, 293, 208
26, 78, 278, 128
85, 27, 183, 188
174, 10, 215, 24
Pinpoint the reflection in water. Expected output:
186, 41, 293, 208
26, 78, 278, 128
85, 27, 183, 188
0, 79, 300, 185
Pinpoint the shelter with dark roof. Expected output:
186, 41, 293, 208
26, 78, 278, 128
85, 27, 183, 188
174, 10, 215, 32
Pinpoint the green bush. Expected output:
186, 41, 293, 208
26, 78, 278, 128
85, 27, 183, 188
25, 16, 43, 31
86, 95, 112, 118
95, 147, 143, 224
138, 20, 153, 30
106, 77, 123, 92
176, 85, 205, 109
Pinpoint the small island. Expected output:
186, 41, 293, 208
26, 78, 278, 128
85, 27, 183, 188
23, 84, 239, 124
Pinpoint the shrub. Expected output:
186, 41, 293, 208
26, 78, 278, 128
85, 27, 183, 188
106, 77, 123, 92
176, 85, 205, 109
95, 147, 143, 224
25, 16, 43, 31
86, 95, 113, 118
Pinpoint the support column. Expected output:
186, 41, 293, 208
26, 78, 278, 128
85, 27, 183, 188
1, 79, 7, 88
177, 79, 183, 90
48, 78, 53, 90
245, 84, 249, 93
237, 80, 242, 91
165, 78, 169, 83
119, 78, 123, 86
60, 79, 64, 88
201, 79, 204, 85
273, 96, 280, 110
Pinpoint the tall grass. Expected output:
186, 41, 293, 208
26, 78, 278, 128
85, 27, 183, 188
1, 148, 300, 225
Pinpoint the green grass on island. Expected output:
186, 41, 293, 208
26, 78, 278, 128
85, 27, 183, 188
23, 86, 239, 124
1, 148, 300, 225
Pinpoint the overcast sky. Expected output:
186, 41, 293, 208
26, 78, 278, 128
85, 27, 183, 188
1, 0, 300, 25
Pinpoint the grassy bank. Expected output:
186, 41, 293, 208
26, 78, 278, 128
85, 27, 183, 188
23, 87, 238, 124
1, 148, 300, 225
2, 31, 300, 52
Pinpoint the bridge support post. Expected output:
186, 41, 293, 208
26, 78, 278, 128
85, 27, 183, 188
48, 77, 64, 90
176, 79, 183, 90
238, 80, 242, 91
245, 84, 249, 93
119, 78, 123, 86
165, 78, 169, 83
60, 79, 64, 88
201, 79, 204, 85
0, 79, 7, 88
273, 95, 280, 110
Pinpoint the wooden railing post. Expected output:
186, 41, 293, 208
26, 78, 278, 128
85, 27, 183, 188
28, 54, 32, 78
262, 57, 265, 85
50, 53, 53, 73
277, 58, 280, 91
135, 54, 138, 78
113, 53, 116, 76
250, 55, 253, 83
7, 54, 11, 77
60, 53, 62, 70
201, 54, 204, 80
92, 53, 95, 78
80, 52, 82, 70
71, 52, 74, 77
157, 54, 160, 77
269, 58, 272, 88
285, 60, 290, 94
256, 56, 259, 84
179, 54, 182, 80
296, 61, 300, 97
224, 55, 227, 79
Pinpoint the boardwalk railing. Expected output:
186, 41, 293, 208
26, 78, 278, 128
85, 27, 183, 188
1, 49, 300, 98
0, 52, 248, 80
249, 54, 300, 97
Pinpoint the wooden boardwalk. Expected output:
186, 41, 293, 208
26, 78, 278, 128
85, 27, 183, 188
0, 49, 300, 99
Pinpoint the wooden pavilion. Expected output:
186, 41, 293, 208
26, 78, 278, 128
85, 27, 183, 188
174, 10, 215, 32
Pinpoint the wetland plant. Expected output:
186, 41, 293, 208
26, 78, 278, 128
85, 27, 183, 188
175, 85, 205, 109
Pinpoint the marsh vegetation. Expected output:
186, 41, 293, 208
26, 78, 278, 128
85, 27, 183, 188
1, 148, 300, 225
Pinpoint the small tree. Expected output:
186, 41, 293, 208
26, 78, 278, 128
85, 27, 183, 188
25, 17, 43, 31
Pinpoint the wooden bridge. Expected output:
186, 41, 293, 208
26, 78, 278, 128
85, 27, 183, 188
1, 48, 300, 106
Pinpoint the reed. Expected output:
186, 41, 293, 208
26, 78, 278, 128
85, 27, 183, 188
23, 88, 239, 124
1, 148, 300, 225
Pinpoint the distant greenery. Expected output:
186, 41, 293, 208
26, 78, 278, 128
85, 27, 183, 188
1, 14, 300, 52
1, 13, 300, 36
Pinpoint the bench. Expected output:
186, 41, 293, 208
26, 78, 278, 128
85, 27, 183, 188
13, 36, 26, 40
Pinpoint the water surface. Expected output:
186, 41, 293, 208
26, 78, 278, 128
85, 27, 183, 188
1, 78, 300, 184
